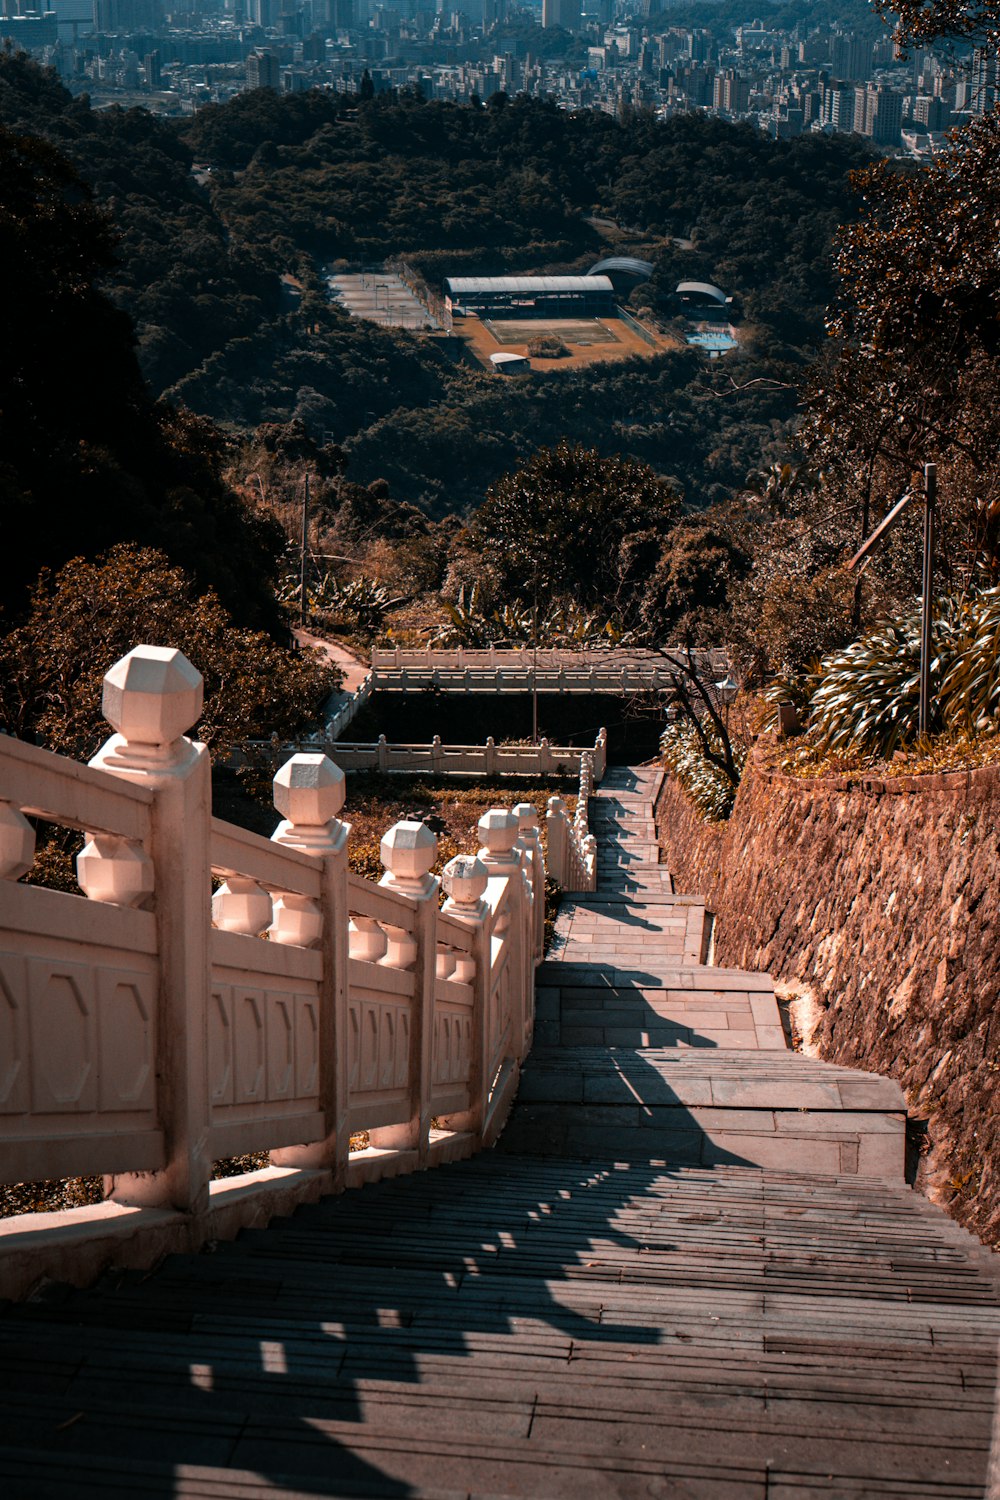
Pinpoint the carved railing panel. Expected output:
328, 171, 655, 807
0, 642, 597, 1294
0, 737, 164, 1183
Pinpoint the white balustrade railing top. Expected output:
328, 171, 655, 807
544, 749, 598, 893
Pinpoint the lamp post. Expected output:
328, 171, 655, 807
713, 673, 738, 732
918, 463, 937, 738
299, 474, 311, 630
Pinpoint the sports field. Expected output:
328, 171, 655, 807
484, 318, 620, 347
453, 312, 679, 371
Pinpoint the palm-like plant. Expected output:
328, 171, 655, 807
789, 592, 981, 757
661, 718, 746, 821
940, 587, 1000, 733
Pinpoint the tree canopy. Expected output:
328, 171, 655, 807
0, 546, 338, 760
0, 109, 286, 632
473, 443, 680, 617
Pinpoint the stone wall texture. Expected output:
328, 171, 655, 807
656, 743, 1000, 1246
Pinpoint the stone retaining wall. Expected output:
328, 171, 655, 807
656, 743, 1000, 1246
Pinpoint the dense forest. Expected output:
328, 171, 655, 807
0, 54, 870, 518
9, 34, 995, 755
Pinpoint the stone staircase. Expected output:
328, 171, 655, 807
502, 765, 907, 1179
0, 763, 997, 1498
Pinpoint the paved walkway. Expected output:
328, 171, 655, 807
1, 766, 997, 1497
295, 631, 370, 696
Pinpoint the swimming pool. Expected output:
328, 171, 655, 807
687, 328, 738, 354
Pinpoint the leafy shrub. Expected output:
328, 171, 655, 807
941, 587, 1000, 732
661, 718, 746, 821
770, 589, 1000, 758
526, 336, 570, 358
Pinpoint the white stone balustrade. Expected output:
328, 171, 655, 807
77, 834, 155, 909
545, 747, 598, 894
0, 641, 592, 1300
254, 730, 607, 779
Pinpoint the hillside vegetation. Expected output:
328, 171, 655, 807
0, 54, 869, 519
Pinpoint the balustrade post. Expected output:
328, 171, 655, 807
270, 753, 351, 1183
546, 795, 569, 889
372, 820, 439, 1163
478, 808, 529, 1064
513, 802, 545, 967
377, 733, 388, 772
437, 855, 490, 1141
594, 727, 608, 781
90, 645, 212, 1215
431, 734, 443, 773
485, 736, 497, 776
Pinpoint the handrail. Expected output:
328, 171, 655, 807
0, 644, 574, 1300
545, 750, 598, 893
246, 729, 608, 781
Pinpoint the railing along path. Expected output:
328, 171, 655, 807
262, 728, 607, 780
0, 644, 585, 1299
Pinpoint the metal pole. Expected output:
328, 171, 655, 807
918, 462, 937, 738
299, 473, 310, 631
532, 594, 538, 745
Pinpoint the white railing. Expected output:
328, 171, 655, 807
325, 671, 373, 740
545, 750, 598, 893
255, 729, 608, 782
0, 645, 547, 1299
371, 648, 722, 667
370, 662, 682, 694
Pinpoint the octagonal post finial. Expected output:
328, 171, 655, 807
442, 853, 489, 917
380, 819, 437, 899
477, 808, 519, 868
93, 646, 204, 773
103, 645, 202, 749
272, 752, 348, 855
512, 802, 540, 838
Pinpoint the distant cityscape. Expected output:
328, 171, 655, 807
3, 0, 997, 157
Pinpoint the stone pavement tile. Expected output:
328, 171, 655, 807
711, 1079, 844, 1108
750, 994, 783, 1025
754, 1027, 791, 1050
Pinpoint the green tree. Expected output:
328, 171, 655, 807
803, 110, 1000, 594
638, 525, 750, 644
473, 443, 680, 616
0, 545, 339, 761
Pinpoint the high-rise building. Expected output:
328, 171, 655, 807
823, 80, 856, 130
713, 67, 749, 115
541, 0, 578, 30
855, 82, 902, 143
92, 0, 159, 29
869, 85, 902, 143
246, 46, 281, 85
831, 32, 872, 82
912, 93, 951, 130
970, 46, 1000, 114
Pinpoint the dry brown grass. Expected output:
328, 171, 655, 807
779, 729, 1000, 781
